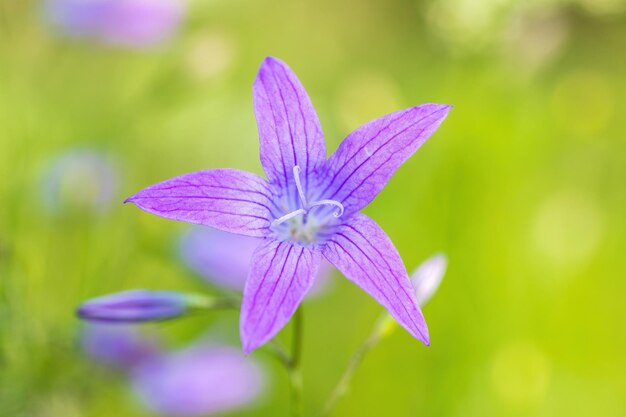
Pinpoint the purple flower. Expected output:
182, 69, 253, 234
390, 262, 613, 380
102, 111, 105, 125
178, 226, 333, 295
411, 253, 447, 306
45, 0, 185, 48
131, 343, 264, 416
178, 227, 261, 291
82, 324, 161, 369
77, 290, 187, 323
126, 57, 451, 352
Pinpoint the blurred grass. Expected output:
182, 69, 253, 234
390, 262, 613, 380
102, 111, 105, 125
1, 0, 626, 416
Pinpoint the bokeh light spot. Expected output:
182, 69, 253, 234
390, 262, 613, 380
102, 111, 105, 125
490, 340, 551, 406
185, 31, 237, 81
531, 190, 604, 271
41, 149, 118, 215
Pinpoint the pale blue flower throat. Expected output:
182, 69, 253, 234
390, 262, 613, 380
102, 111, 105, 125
272, 166, 344, 226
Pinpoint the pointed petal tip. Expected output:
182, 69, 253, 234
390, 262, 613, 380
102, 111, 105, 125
262, 55, 284, 65
254, 57, 285, 89
433, 251, 448, 260
426, 103, 453, 115
241, 336, 259, 355
259, 56, 286, 71
403, 103, 452, 125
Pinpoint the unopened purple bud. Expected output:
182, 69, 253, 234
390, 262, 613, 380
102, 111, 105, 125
77, 290, 188, 323
411, 253, 447, 306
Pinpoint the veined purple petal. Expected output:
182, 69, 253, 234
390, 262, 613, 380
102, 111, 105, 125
240, 239, 320, 353
253, 57, 326, 191
411, 253, 447, 306
321, 213, 429, 345
178, 226, 334, 295
126, 169, 274, 237
131, 343, 264, 417
320, 104, 451, 216
77, 290, 187, 323
82, 324, 162, 369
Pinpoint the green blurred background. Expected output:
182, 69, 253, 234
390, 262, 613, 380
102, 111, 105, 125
1, 0, 625, 416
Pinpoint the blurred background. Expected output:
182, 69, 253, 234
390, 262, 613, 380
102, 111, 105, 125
1, 0, 625, 416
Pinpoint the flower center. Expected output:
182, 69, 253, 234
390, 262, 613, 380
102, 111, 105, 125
272, 165, 343, 231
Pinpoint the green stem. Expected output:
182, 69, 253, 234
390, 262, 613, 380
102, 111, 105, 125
185, 293, 240, 312
290, 307, 304, 417
320, 313, 395, 417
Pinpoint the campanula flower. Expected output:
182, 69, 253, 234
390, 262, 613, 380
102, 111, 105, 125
45, 0, 184, 48
411, 253, 447, 306
178, 226, 333, 295
126, 57, 451, 352
77, 290, 188, 323
131, 343, 264, 416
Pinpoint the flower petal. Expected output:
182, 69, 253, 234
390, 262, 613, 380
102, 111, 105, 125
179, 226, 335, 296
253, 57, 326, 190
321, 213, 429, 345
320, 104, 451, 216
126, 169, 274, 237
240, 239, 320, 353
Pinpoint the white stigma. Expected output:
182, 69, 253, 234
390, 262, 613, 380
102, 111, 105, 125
308, 200, 344, 217
272, 208, 307, 226
272, 165, 345, 226
293, 166, 308, 207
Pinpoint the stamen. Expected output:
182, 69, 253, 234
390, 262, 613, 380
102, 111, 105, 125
308, 199, 345, 217
273, 166, 345, 230
272, 208, 307, 226
292, 166, 307, 207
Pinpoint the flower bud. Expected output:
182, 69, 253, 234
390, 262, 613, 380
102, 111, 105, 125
411, 253, 447, 306
77, 290, 188, 323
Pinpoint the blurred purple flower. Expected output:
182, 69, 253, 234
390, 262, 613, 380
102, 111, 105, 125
178, 226, 333, 295
41, 149, 117, 214
77, 290, 188, 323
45, 0, 185, 48
178, 227, 260, 291
82, 324, 161, 369
411, 253, 447, 306
126, 57, 451, 352
131, 343, 264, 417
